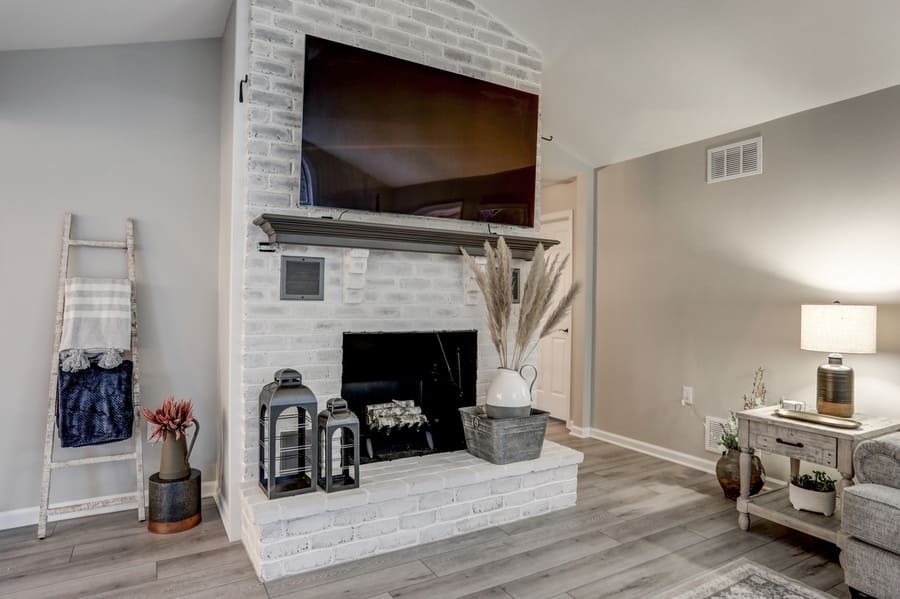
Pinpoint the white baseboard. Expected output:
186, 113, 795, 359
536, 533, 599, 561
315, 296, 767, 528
0, 480, 219, 532
566, 423, 590, 439
215, 489, 241, 542
569, 426, 717, 475
564, 426, 792, 492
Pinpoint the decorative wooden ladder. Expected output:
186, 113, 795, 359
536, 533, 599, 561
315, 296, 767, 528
38, 213, 145, 539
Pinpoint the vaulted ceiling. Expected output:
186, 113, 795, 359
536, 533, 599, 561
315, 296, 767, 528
480, 0, 900, 167
4, 0, 900, 169
0, 0, 231, 52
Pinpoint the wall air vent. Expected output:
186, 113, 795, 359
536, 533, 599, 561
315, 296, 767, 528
707, 136, 762, 183
281, 256, 325, 300
704, 416, 730, 453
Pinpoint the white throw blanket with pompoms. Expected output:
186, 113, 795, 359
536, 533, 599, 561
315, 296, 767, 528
59, 278, 132, 372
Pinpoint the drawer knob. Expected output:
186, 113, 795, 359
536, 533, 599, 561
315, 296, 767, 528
776, 437, 804, 448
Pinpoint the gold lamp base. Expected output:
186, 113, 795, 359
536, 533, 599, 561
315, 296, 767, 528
816, 354, 854, 418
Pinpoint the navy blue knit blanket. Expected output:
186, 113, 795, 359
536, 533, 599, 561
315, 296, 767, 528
57, 358, 134, 448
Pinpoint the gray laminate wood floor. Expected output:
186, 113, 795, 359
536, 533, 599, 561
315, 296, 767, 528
0, 422, 848, 598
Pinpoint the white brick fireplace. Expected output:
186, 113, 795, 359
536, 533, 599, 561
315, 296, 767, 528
240, 0, 545, 480
241, 243, 521, 477
232, 0, 583, 582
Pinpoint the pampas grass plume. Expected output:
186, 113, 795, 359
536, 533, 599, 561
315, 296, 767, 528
462, 237, 579, 370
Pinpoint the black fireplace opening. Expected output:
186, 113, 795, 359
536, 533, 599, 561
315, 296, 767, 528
341, 330, 477, 463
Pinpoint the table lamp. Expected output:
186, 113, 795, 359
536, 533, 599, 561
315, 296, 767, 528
800, 302, 877, 417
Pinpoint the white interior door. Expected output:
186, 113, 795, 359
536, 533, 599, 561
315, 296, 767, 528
534, 210, 573, 421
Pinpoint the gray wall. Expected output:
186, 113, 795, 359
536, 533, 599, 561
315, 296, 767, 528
0, 39, 221, 516
594, 85, 900, 479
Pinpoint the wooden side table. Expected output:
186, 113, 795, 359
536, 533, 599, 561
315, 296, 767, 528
736, 406, 900, 545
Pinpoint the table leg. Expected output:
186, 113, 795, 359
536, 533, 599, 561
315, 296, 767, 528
838, 471, 853, 498
738, 448, 751, 531
790, 457, 800, 484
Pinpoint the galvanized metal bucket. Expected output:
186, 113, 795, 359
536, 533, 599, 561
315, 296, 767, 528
459, 406, 549, 464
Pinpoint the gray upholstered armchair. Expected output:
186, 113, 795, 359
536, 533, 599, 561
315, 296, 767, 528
841, 432, 900, 599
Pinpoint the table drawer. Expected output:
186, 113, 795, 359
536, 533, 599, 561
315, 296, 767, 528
748, 421, 837, 467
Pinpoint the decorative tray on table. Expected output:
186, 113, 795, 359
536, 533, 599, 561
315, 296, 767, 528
774, 408, 862, 429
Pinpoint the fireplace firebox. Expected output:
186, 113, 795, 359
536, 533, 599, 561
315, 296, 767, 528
341, 331, 476, 462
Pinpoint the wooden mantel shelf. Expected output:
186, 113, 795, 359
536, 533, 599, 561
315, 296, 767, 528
253, 214, 559, 260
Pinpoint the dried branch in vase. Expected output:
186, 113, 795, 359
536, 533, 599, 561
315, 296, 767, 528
462, 238, 580, 370
742, 366, 767, 410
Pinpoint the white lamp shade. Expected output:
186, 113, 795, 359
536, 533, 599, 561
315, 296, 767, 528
800, 304, 877, 354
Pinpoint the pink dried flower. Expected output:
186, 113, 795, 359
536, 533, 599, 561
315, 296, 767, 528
142, 396, 195, 444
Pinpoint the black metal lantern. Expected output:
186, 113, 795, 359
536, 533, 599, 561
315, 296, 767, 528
317, 398, 360, 493
258, 369, 319, 499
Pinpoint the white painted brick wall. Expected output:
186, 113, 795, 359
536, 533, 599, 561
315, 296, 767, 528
239, 0, 545, 510
239, 241, 532, 478
241, 440, 583, 581
244, 0, 542, 218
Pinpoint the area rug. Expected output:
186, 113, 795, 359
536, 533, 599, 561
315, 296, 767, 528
658, 558, 831, 599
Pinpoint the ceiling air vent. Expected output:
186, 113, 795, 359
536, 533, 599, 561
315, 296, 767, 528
705, 416, 730, 453
707, 136, 762, 183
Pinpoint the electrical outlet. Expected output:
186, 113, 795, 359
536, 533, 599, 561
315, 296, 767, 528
681, 386, 693, 406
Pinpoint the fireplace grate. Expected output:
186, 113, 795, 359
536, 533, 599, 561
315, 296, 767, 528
342, 330, 477, 462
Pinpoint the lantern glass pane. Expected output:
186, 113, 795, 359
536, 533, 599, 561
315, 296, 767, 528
325, 427, 356, 487
259, 404, 268, 488
264, 405, 316, 495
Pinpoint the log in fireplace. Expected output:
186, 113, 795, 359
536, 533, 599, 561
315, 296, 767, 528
341, 330, 476, 462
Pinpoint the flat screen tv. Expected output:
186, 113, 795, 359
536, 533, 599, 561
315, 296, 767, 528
300, 36, 540, 227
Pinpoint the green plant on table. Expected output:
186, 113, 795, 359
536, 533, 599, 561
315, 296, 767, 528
793, 470, 836, 492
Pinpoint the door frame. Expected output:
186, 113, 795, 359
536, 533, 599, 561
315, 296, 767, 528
537, 208, 574, 422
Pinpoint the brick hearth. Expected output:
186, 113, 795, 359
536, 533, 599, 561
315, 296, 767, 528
241, 441, 583, 580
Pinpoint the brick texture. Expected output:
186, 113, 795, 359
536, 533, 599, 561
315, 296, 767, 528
242, 441, 583, 581
239, 0, 546, 485
238, 6, 549, 580
244, 0, 542, 211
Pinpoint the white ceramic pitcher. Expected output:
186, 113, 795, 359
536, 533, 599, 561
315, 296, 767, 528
485, 365, 537, 419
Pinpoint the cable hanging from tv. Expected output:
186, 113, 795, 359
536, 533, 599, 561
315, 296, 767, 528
319, 210, 350, 221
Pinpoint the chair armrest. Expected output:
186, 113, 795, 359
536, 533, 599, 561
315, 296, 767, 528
855, 432, 900, 487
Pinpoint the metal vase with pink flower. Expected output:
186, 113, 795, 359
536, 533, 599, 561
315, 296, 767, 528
143, 397, 199, 481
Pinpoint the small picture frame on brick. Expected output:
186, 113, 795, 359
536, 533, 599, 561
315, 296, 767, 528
281, 256, 325, 301
512, 268, 521, 304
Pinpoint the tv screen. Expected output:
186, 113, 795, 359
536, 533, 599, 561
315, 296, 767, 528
300, 36, 540, 227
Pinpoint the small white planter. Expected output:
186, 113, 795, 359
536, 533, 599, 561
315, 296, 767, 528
789, 482, 836, 517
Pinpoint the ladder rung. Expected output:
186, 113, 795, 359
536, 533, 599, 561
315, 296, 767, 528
51, 453, 137, 469
47, 493, 137, 517
68, 239, 127, 249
